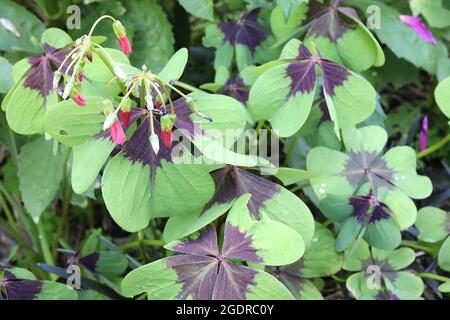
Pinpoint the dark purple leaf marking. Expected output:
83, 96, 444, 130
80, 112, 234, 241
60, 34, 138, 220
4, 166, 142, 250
375, 291, 399, 300
171, 227, 219, 257
219, 9, 268, 53
318, 98, 331, 123
362, 258, 397, 283
321, 59, 349, 96
0, 271, 42, 300
166, 254, 218, 300
165, 225, 260, 300
222, 223, 262, 263
24, 44, 71, 98
78, 252, 100, 272
212, 261, 257, 300
206, 166, 279, 219
172, 98, 203, 138
122, 116, 172, 169
286, 45, 317, 96
269, 261, 304, 299
343, 151, 394, 190
349, 196, 391, 224
220, 76, 249, 103
307, 0, 359, 43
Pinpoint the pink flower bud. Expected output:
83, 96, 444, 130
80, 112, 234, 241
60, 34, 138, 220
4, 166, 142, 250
419, 116, 429, 152
117, 36, 132, 55
109, 120, 126, 145
77, 72, 83, 81
71, 90, 87, 107
120, 110, 131, 128
400, 15, 436, 45
161, 129, 173, 148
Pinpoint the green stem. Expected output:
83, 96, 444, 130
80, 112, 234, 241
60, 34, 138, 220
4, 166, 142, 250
418, 273, 450, 283
138, 231, 150, 263
255, 120, 265, 136
120, 239, 165, 251
174, 81, 206, 93
417, 133, 450, 159
289, 183, 309, 193
401, 240, 435, 255
0, 191, 19, 235
94, 46, 127, 94
36, 220, 56, 280
52, 148, 73, 258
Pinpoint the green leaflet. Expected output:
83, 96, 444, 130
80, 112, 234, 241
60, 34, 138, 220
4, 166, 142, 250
435, 76, 450, 118
0, 57, 13, 93
410, 0, 450, 28
158, 48, 189, 84
415, 207, 449, 243
274, 167, 319, 186
18, 136, 65, 222
227, 194, 305, 266
122, 0, 174, 72
0, 0, 45, 53
71, 137, 115, 194
348, 0, 448, 75
300, 223, 343, 278
178, 0, 214, 21
270, 3, 307, 41
438, 237, 450, 272
101, 153, 152, 232
45, 96, 105, 147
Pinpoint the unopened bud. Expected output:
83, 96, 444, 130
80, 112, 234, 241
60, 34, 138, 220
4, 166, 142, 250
53, 71, 61, 90
103, 113, 118, 130
145, 95, 154, 110
149, 134, 160, 155
62, 82, 73, 99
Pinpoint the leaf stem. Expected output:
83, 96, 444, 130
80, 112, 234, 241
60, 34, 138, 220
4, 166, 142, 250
138, 230, 150, 263
418, 273, 450, 283
120, 239, 165, 251
36, 220, 56, 280
174, 81, 206, 93
52, 148, 73, 259
401, 240, 435, 255
417, 133, 450, 159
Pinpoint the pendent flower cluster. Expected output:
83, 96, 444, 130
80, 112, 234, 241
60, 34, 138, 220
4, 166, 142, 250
50, 15, 205, 151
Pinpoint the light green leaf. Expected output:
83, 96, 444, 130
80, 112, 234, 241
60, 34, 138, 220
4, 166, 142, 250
123, 0, 174, 72
178, 0, 214, 21
415, 207, 449, 243
435, 76, 450, 118
0, 0, 45, 53
45, 96, 105, 147
18, 136, 65, 222
0, 56, 13, 93
158, 48, 189, 83
101, 153, 152, 232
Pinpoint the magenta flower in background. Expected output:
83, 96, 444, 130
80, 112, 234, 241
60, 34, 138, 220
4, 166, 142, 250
419, 116, 429, 152
400, 15, 436, 45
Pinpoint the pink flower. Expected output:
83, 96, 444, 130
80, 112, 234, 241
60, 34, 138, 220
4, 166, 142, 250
400, 15, 436, 45
117, 36, 132, 55
161, 129, 173, 148
113, 20, 132, 55
71, 90, 86, 106
109, 120, 126, 145
419, 116, 428, 152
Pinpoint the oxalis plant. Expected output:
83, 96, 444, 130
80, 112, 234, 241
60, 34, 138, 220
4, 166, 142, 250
0, 0, 449, 301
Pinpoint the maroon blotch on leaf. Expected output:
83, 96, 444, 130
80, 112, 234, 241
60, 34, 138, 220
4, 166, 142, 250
219, 9, 268, 53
